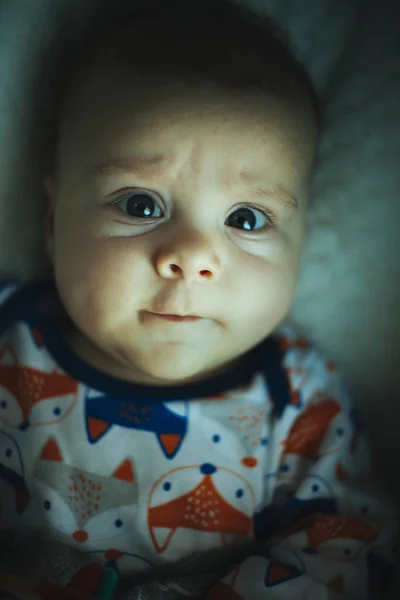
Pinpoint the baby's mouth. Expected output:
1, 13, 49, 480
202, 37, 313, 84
148, 312, 202, 322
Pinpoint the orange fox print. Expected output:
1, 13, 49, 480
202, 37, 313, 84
205, 558, 304, 599
147, 463, 256, 554
0, 344, 78, 430
33, 437, 138, 548
282, 514, 379, 562
276, 394, 350, 485
268, 514, 381, 596
280, 396, 342, 461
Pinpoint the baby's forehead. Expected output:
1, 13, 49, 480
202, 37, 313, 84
65, 70, 314, 155
57, 81, 314, 208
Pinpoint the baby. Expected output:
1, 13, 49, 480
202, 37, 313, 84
0, 0, 397, 598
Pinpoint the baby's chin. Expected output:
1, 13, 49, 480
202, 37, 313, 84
63, 320, 248, 387
113, 346, 239, 387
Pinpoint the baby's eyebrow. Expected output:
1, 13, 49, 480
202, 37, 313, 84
89, 156, 172, 178
242, 184, 299, 211
89, 158, 299, 211
236, 169, 299, 211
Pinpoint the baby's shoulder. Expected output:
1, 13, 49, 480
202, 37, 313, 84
0, 278, 54, 334
0, 279, 29, 331
0, 279, 31, 340
274, 322, 352, 409
0, 278, 22, 307
274, 322, 340, 382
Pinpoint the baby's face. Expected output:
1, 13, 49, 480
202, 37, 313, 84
45, 71, 316, 386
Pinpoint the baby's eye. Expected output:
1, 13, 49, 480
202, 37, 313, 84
115, 191, 163, 219
225, 206, 274, 232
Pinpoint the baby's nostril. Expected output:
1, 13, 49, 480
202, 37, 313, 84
200, 270, 212, 278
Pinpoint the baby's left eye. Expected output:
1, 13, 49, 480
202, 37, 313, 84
114, 190, 163, 219
225, 207, 274, 232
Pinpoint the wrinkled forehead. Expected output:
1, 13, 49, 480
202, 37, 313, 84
58, 71, 317, 182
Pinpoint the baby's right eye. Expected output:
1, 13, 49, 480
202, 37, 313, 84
114, 190, 163, 219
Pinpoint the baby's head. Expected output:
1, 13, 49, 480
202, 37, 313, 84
44, 0, 319, 387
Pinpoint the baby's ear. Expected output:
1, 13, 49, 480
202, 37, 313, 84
43, 176, 57, 263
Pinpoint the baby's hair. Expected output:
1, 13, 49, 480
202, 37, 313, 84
48, 0, 320, 172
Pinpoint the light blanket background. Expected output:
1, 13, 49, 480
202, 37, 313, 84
0, 0, 399, 594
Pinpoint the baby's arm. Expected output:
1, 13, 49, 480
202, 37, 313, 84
205, 346, 397, 599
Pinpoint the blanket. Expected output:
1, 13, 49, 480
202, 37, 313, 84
0, 530, 262, 599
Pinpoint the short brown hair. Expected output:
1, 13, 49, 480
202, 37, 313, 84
49, 0, 320, 170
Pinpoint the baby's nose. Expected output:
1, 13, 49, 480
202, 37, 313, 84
155, 237, 221, 283
161, 262, 218, 282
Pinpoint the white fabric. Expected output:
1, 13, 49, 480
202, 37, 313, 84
0, 281, 396, 598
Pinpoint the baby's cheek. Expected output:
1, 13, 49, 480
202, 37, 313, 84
248, 261, 295, 313
55, 237, 149, 328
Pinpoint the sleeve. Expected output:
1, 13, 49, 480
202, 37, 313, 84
0, 279, 24, 334
0, 279, 21, 306
204, 338, 398, 600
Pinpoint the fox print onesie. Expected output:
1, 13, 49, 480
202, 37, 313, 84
0, 279, 397, 599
